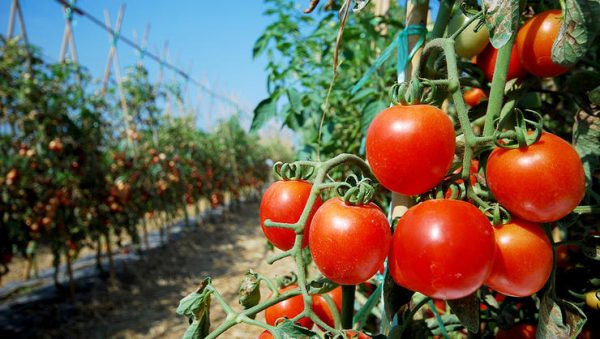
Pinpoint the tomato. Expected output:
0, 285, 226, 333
496, 323, 536, 339
257, 330, 273, 339
516, 10, 570, 78
265, 285, 313, 329
586, 290, 600, 310
312, 287, 342, 328
448, 10, 489, 58
485, 218, 553, 297
260, 180, 322, 250
463, 88, 487, 107
345, 330, 371, 339
486, 132, 585, 222
389, 199, 495, 299
476, 43, 528, 82
309, 198, 391, 285
444, 159, 479, 199
366, 105, 456, 195
425, 299, 447, 318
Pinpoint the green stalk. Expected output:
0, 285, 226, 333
341, 284, 356, 329
482, 34, 516, 136
430, 0, 455, 39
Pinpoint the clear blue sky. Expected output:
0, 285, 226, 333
1, 0, 277, 130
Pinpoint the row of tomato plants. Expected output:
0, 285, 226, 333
0, 36, 272, 292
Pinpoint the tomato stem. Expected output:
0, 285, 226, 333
341, 284, 356, 329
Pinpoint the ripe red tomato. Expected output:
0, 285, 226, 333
260, 180, 322, 250
311, 287, 342, 328
486, 132, 585, 222
366, 105, 455, 195
389, 200, 495, 299
309, 198, 391, 285
485, 218, 553, 297
516, 10, 570, 77
496, 323, 536, 339
463, 88, 487, 107
476, 43, 528, 82
265, 285, 313, 329
257, 330, 273, 339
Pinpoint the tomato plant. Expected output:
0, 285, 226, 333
365, 104, 455, 195
463, 88, 487, 107
260, 180, 322, 250
309, 198, 390, 285
265, 285, 314, 329
516, 9, 570, 78
486, 132, 586, 223
388, 200, 496, 299
485, 218, 553, 297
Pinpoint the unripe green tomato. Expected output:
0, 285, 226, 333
448, 11, 489, 59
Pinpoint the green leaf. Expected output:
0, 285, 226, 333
286, 88, 301, 112
307, 277, 338, 295
239, 270, 261, 309
177, 278, 212, 339
274, 319, 319, 338
537, 289, 587, 338
589, 85, 600, 105
361, 100, 387, 134
447, 292, 479, 333
573, 109, 600, 187
553, 0, 600, 66
482, 0, 519, 48
250, 97, 277, 132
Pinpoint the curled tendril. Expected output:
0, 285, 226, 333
272, 161, 315, 181
482, 203, 512, 226
335, 174, 377, 206
493, 109, 544, 149
390, 79, 446, 105
276, 272, 298, 289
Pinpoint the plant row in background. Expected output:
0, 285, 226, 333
0, 36, 274, 293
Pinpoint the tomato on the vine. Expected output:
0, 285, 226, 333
476, 43, 528, 82
259, 180, 322, 250
257, 330, 273, 339
389, 199, 495, 299
463, 88, 487, 107
448, 10, 489, 58
486, 132, 585, 222
312, 286, 342, 328
309, 198, 391, 285
485, 218, 553, 297
366, 105, 456, 195
516, 9, 570, 78
495, 323, 536, 339
264, 285, 313, 329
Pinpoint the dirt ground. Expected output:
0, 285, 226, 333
0, 200, 297, 338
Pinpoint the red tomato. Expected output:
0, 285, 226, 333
259, 180, 322, 250
366, 105, 455, 195
516, 10, 570, 77
496, 323, 536, 339
389, 200, 496, 299
425, 299, 447, 317
463, 88, 487, 107
265, 285, 313, 329
309, 198, 391, 285
444, 160, 479, 199
311, 287, 342, 328
485, 218, 553, 297
345, 330, 372, 339
257, 330, 273, 339
476, 43, 528, 82
486, 132, 585, 222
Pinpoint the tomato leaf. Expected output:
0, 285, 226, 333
537, 289, 587, 338
274, 319, 319, 338
447, 292, 479, 333
250, 97, 277, 132
482, 0, 519, 48
177, 278, 212, 339
573, 109, 600, 187
590, 86, 600, 105
382, 270, 413, 323
307, 276, 338, 295
253, 32, 273, 58
239, 270, 261, 309
361, 100, 387, 135
552, 0, 600, 66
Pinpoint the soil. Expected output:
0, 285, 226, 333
0, 200, 297, 339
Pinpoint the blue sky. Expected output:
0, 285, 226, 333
1, 0, 277, 130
